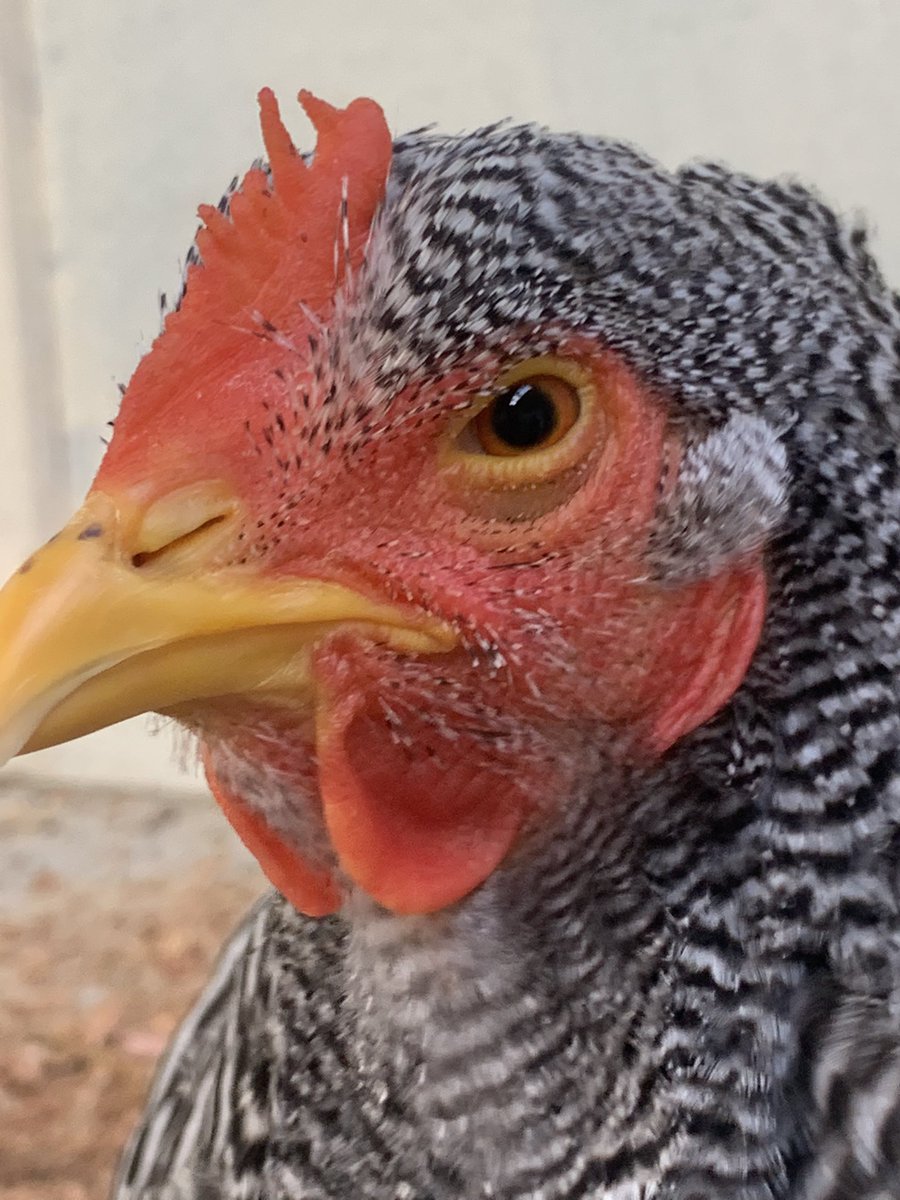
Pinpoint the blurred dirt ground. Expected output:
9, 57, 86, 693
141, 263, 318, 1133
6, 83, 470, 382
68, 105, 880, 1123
0, 774, 265, 1199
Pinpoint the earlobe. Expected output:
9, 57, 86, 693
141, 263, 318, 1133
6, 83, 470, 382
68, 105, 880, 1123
647, 562, 767, 755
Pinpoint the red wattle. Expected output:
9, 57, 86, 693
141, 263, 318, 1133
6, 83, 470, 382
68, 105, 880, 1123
316, 692, 525, 915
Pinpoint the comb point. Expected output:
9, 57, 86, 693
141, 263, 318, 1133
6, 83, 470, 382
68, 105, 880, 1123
257, 88, 304, 181
298, 90, 341, 136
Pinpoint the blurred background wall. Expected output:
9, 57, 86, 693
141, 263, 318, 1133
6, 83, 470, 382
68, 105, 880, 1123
2, 0, 900, 792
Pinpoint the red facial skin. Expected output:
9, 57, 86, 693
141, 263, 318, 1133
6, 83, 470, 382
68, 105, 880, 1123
92, 93, 766, 916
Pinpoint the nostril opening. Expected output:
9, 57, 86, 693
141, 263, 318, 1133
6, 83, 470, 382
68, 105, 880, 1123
131, 514, 229, 569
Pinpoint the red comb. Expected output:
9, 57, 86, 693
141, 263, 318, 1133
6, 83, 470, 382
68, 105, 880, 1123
105, 88, 392, 456
179, 87, 390, 338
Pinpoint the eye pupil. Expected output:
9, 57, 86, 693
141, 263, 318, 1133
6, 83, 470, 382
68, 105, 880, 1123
490, 384, 557, 449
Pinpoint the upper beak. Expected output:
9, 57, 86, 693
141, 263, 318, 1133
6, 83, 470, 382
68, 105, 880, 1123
0, 486, 455, 767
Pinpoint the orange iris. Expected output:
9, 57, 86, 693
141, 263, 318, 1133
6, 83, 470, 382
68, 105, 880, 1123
473, 374, 581, 457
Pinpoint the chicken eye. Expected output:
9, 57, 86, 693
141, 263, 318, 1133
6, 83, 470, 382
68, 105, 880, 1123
473, 376, 581, 457
442, 356, 596, 496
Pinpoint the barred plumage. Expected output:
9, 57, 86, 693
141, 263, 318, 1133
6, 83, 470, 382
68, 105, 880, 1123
96, 113, 900, 1197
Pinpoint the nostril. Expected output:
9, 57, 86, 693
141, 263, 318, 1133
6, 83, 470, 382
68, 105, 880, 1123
131, 514, 231, 569
129, 482, 240, 571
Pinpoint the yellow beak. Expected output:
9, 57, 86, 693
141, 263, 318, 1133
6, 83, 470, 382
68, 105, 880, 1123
0, 486, 454, 767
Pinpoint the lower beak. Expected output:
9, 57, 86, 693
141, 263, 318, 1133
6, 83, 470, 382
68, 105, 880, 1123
0, 490, 454, 767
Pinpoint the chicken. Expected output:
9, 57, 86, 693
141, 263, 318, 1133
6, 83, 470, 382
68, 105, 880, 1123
1, 87, 900, 1199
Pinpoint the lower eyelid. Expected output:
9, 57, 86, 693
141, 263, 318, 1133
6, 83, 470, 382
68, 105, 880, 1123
444, 460, 590, 523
